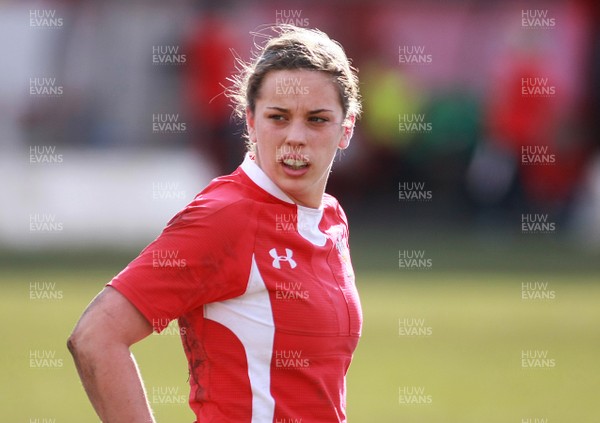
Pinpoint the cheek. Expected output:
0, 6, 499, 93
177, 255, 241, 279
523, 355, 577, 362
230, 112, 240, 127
311, 142, 340, 168
323, 129, 346, 152
256, 120, 280, 141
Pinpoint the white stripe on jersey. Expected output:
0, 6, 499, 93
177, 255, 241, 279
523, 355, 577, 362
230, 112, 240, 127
204, 255, 276, 422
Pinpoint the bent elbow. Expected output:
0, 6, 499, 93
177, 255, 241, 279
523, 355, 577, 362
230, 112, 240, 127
67, 330, 81, 357
67, 325, 94, 359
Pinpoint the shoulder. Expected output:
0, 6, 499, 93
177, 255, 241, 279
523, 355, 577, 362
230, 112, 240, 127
164, 169, 264, 233
322, 193, 349, 227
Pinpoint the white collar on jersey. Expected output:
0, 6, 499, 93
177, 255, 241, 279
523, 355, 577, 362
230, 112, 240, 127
240, 153, 327, 246
241, 153, 295, 204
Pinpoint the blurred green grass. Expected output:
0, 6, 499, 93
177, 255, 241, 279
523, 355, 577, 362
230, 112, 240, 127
2, 226, 599, 422
348, 272, 600, 422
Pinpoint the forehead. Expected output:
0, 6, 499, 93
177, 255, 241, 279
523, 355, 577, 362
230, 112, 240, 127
258, 69, 343, 111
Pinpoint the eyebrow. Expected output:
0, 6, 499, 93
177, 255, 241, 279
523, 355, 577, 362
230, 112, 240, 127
266, 106, 334, 114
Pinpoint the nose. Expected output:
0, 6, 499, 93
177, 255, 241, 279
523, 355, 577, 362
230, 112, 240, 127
284, 118, 307, 146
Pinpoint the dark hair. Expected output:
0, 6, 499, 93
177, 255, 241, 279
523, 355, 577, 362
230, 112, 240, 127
228, 25, 361, 145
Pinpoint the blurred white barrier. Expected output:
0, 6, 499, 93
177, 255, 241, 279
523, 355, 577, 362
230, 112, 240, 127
570, 153, 600, 249
0, 148, 217, 250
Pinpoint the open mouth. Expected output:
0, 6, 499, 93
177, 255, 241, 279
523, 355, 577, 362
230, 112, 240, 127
281, 157, 309, 171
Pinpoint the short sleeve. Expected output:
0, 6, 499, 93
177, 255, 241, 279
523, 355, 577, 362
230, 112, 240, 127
108, 197, 257, 332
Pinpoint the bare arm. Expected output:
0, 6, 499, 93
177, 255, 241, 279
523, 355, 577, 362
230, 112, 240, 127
67, 286, 155, 422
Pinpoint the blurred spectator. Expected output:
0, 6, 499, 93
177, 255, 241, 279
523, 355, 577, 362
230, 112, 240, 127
182, 9, 245, 173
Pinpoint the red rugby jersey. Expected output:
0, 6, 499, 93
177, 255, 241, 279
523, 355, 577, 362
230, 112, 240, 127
108, 154, 362, 422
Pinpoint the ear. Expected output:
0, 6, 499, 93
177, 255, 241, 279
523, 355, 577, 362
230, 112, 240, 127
246, 107, 257, 143
338, 115, 355, 150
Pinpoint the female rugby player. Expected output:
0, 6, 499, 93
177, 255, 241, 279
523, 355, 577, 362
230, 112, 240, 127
68, 25, 362, 423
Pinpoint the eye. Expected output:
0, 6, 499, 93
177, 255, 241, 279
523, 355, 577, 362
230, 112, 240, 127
268, 114, 286, 121
308, 116, 328, 123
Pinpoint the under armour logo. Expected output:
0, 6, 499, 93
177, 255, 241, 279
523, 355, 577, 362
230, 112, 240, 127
269, 248, 297, 269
